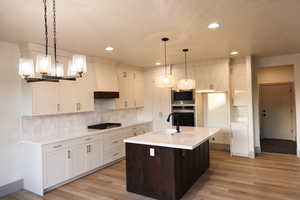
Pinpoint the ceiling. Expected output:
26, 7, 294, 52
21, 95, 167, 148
1, 0, 300, 67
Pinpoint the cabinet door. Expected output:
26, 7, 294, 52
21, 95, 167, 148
95, 63, 119, 92
69, 143, 87, 178
231, 123, 249, 157
59, 81, 78, 113
134, 72, 144, 107
44, 148, 68, 188
86, 140, 102, 171
32, 82, 60, 115
77, 74, 95, 112
116, 72, 134, 109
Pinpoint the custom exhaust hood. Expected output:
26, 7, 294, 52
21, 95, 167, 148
94, 91, 119, 99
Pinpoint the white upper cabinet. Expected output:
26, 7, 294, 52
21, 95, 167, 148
94, 62, 119, 92
22, 82, 60, 116
133, 71, 144, 107
195, 59, 230, 92
59, 81, 78, 114
116, 68, 144, 109
116, 70, 134, 109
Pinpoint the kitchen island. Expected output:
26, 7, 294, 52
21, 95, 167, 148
124, 127, 220, 200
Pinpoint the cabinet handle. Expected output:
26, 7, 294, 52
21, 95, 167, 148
57, 104, 60, 112
87, 145, 90, 153
68, 150, 71, 159
123, 72, 127, 78
53, 145, 62, 149
209, 84, 214, 90
112, 140, 119, 144
113, 153, 119, 157
89, 145, 92, 152
85, 138, 92, 141
78, 103, 81, 111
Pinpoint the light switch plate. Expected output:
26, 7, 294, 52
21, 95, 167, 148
150, 148, 155, 157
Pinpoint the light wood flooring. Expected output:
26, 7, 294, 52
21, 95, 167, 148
2, 150, 300, 200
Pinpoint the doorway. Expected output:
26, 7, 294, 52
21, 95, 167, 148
259, 83, 296, 154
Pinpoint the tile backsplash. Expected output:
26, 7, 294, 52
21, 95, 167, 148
21, 99, 142, 139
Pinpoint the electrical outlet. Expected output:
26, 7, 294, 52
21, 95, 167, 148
150, 148, 155, 157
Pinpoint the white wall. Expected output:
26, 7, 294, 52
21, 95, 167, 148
257, 65, 294, 84
0, 41, 22, 187
253, 54, 300, 157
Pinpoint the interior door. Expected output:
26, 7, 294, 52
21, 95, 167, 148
260, 83, 295, 141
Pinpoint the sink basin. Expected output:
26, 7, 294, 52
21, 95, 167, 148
159, 129, 178, 135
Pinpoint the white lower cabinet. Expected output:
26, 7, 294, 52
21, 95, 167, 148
21, 122, 152, 196
43, 146, 69, 189
86, 140, 102, 171
230, 122, 249, 157
68, 143, 87, 178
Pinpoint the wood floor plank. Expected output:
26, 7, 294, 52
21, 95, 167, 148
2, 150, 300, 200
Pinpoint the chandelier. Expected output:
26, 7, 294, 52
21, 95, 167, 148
18, 0, 87, 82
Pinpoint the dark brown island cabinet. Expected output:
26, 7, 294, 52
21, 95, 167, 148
126, 140, 210, 200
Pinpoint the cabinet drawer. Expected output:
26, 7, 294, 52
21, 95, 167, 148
44, 142, 68, 152
103, 145, 123, 164
103, 131, 124, 150
78, 135, 100, 144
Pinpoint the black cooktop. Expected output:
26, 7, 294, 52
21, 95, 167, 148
88, 123, 122, 130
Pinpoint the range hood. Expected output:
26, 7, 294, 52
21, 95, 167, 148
94, 91, 119, 99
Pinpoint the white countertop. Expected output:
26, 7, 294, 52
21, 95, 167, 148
20, 121, 152, 145
124, 127, 220, 150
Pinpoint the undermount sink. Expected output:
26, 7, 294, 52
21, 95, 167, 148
159, 128, 178, 135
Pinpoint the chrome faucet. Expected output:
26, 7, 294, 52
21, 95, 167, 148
166, 112, 180, 133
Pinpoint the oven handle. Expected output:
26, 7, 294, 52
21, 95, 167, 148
173, 110, 195, 113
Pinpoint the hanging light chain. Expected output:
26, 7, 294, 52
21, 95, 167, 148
183, 49, 189, 78
164, 40, 167, 74
43, 0, 48, 56
53, 0, 57, 69
161, 38, 169, 75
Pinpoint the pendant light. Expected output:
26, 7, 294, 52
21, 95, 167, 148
177, 49, 195, 90
156, 38, 176, 88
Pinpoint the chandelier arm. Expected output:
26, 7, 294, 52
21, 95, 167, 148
43, 0, 48, 56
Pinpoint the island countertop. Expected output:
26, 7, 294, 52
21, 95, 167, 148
124, 126, 220, 150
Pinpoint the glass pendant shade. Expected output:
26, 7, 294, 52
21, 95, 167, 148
19, 58, 35, 78
36, 55, 51, 75
68, 60, 77, 76
72, 55, 87, 76
177, 78, 196, 90
156, 74, 177, 88
51, 63, 64, 77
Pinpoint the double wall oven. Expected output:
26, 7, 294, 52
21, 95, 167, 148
171, 90, 195, 127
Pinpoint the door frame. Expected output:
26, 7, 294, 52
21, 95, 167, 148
258, 82, 297, 142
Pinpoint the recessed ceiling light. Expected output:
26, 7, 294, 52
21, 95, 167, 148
208, 23, 220, 29
105, 46, 114, 51
230, 51, 239, 55
155, 62, 161, 65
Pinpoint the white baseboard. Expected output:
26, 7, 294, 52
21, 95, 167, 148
0, 179, 23, 198
255, 146, 261, 154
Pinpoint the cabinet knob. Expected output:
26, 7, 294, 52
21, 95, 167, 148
57, 104, 60, 112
